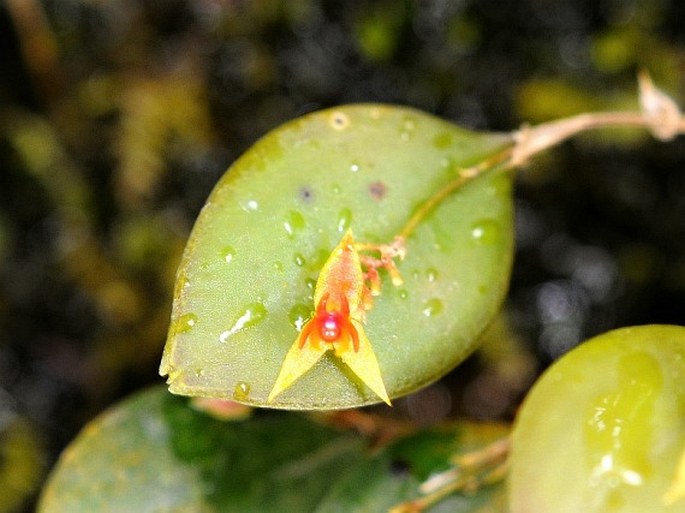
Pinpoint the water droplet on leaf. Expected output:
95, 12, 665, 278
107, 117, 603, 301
222, 246, 236, 264
220, 303, 267, 342
422, 298, 443, 317
233, 381, 251, 401
470, 219, 500, 245
288, 303, 312, 331
283, 210, 306, 239
293, 253, 306, 267
337, 208, 352, 232
241, 199, 259, 212
399, 118, 415, 141
173, 313, 197, 334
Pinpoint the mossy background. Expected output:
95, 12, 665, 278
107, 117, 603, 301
1, 1, 685, 511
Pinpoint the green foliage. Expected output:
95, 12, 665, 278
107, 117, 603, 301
509, 325, 685, 513
159, 104, 515, 408
4, 2, 685, 512
38, 387, 507, 513
0, 417, 45, 513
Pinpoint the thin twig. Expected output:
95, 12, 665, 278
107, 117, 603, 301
398, 71, 684, 241
511, 70, 684, 166
398, 147, 514, 240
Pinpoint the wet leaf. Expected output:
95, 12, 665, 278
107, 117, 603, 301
160, 104, 515, 408
38, 387, 507, 513
509, 325, 685, 513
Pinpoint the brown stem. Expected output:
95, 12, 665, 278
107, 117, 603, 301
398, 72, 684, 241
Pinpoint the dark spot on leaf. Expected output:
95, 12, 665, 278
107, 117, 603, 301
368, 181, 387, 201
389, 458, 412, 477
329, 111, 350, 130
299, 186, 314, 203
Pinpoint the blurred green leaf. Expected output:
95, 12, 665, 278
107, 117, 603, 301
160, 104, 515, 408
0, 416, 45, 513
355, 2, 406, 61
38, 386, 507, 513
510, 325, 685, 513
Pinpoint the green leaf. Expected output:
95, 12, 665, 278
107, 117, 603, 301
38, 387, 507, 513
160, 104, 515, 408
0, 416, 45, 513
509, 325, 685, 513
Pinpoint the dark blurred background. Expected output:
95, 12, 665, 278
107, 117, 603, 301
2, 1, 685, 511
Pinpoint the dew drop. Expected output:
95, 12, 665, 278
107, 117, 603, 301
337, 208, 352, 232
293, 253, 306, 267
289, 303, 313, 331
582, 352, 662, 492
222, 246, 236, 264
305, 277, 316, 291
422, 298, 443, 317
173, 273, 190, 300
179, 274, 190, 289
403, 117, 416, 131
174, 312, 197, 334
350, 163, 360, 173
470, 219, 500, 245
241, 199, 259, 212
233, 381, 251, 401
399, 290, 409, 300
332, 184, 341, 194
491, 173, 511, 197
194, 368, 205, 377
400, 117, 416, 140
283, 210, 306, 239
426, 268, 439, 283
273, 261, 284, 272
219, 303, 268, 342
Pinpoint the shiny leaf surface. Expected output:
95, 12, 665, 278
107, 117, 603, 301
510, 325, 685, 513
160, 105, 515, 408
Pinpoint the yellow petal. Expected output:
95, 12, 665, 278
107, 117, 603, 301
267, 338, 327, 404
337, 320, 391, 406
314, 229, 366, 314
